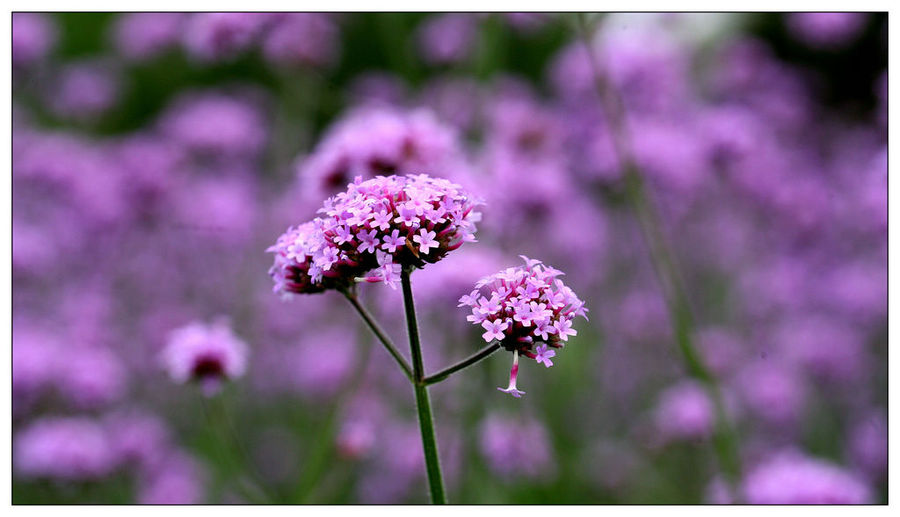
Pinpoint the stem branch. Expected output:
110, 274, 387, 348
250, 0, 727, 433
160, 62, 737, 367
423, 343, 501, 385
342, 290, 414, 383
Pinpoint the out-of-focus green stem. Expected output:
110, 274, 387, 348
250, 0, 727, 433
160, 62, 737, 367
400, 267, 447, 504
575, 13, 743, 490
200, 394, 273, 503
294, 315, 375, 503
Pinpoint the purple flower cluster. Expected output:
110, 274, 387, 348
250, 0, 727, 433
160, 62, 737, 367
162, 319, 249, 395
741, 450, 872, 504
460, 256, 587, 397
15, 417, 118, 481
268, 174, 481, 294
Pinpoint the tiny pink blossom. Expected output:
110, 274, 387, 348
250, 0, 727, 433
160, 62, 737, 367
381, 229, 406, 253
413, 228, 439, 255
534, 344, 555, 368
357, 229, 379, 254
481, 319, 509, 342
458, 290, 479, 307
553, 319, 577, 341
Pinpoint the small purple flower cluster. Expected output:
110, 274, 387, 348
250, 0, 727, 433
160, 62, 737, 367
462, 256, 586, 351
460, 256, 587, 397
268, 174, 481, 294
162, 319, 248, 395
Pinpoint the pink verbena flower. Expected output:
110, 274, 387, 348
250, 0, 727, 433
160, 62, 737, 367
461, 256, 587, 397
268, 174, 482, 296
162, 318, 248, 395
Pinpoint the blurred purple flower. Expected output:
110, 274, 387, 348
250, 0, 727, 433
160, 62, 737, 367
417, 14, 477, 65
12, 328, 59, 407
112, 13, 185, 61
261, 13, 340, 68
158, 91, 268, 159
103, 409, 172, 471
137, 450, 206, 504
182, 13, 274, 62
12, 13, 56, 67
742, 449, 872, 503
285, 326, 357, 397
172, 175, 259, 245
15, 416, 118, 481
479, 413, 555, 479
49, 61, 121, 121
786, 13, 868, 49
653, 381, 714, 443
162, 318, 249, 394
295, 106, 470, 204
502, 13, 550, 34
737, 361, 807, 427
58, 346, 127, 409
774, 316, 866, 382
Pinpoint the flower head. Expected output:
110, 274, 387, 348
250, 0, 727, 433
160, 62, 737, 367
162, 319, 248, 395
268, 174, 481, 296
464, 256, 586, 397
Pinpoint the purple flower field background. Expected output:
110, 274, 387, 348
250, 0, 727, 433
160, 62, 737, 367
11, 12, 887, 504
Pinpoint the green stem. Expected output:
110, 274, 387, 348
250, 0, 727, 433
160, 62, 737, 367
200, 395, 272, 503
400, 267, 447, 504
575, 13, 743, 490
342, 289, 414, 382
423, 343, 501, 385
